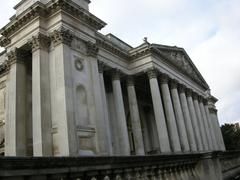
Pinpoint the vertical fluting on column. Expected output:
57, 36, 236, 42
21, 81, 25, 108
178, 86, 197, 152
5, 49, 27, 156
126, 76, 145, 155
159, 74, 181, 152
199, 97, 214, 150
170, 80, 190, 152
147, 68, 171, 153
193, 93, 209, 151
98, 62, 113, 155
209, 108, 226, 151
29, 34, 52, 156
204, 101, 218, 150
111, 69, 130, 155
186, 89, 203, 151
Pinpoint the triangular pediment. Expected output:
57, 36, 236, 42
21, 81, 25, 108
152, 44, 209, 89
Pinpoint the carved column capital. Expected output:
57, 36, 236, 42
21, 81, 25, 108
29, 33, 50, 52
185, 88, 193, 97
192, 92, 200, 100
178, 84, 186, 93
111, 69, 122, 81
126, 76, 135, 86
98, 61, 106, 73
209, 108, 218, 114
146, 67, 158, 79
169, 79, 178, 89
86, 41, 99, 57
6, 48, 25, 66
50, 27, 73, 47
159, 74, 169, 84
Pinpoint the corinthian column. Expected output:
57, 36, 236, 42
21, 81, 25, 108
159, 75, 181, 152
111, 70, 130, 155
29, 33, 52, 156
179, 86, 197, 152
193, 94, 209, 151
127, 77, 145, 155
5, 49, 27, 156
199, 97, 214, 150
170, 80, 190, 152
147, 68, 171, 153
203, 100, 218, 150
186, 89, 203, 151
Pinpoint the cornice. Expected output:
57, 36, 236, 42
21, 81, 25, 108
96, 38, 130, 60
0, 37, 11, 47
0, 0, 106, 39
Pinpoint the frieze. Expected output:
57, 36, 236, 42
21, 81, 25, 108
50, 27, 73, 47
86, 41, 98, 57
0, 0, 106, 38
96, 39, 130, 60
28, 33, 50, 52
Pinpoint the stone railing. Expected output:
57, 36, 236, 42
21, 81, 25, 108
221, 151, 240, 180
0, 152, 223, 180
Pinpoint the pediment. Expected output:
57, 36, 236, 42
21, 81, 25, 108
152, 44, 209, 89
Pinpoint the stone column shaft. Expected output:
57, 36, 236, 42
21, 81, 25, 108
98, 64, 113, 155
199, 99, 214, 150
127, 77, 145, 155
193, 95, 209, 151
204, 105, 218, 150
160, 76, 181, 152
5, 49, 27, 156
147, 69, 171, 153
179, 88, 197, 152
186, 91, 203, 151
170, 82, 190, 152
30, 34, 52, 156
112, 71, 130, 155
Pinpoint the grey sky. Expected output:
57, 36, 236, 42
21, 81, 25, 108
1, 0, 239, 124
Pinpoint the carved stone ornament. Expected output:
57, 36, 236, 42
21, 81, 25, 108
146, 67, 158, 79
111, 69, 122, 81
169, 79, 178, 89
126, 76, 135, 86
185, 88, 193, 97
98, 61, 106, 73
74, 57, 84, 71
29, 33, 50, 52
6, 48, 25, 66
0, 37, 11, 48
86, 41, 99, 57
50, 27, 73, 47
159, 74, 169, 84
178, 84, 186, 93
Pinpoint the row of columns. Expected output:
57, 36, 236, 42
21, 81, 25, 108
98, 65, 225, 155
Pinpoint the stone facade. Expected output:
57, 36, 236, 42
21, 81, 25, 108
0, 0, 225, 157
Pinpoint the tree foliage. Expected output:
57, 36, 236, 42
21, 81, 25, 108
221, 123, 240, 150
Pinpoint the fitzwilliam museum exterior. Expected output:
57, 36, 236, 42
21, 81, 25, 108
0, 0, 238, 180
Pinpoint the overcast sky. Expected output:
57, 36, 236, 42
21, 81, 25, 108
0, 0, 239, 125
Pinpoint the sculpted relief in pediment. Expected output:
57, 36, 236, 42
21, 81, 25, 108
159, 49, 207, 88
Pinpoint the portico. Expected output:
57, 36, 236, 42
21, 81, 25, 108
0, 0, 225, 157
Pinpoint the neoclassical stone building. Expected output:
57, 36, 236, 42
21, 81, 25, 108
0, 0, 225, 157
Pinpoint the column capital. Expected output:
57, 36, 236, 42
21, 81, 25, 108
185, 88, 193, 97
6, 48, 25, 66
28, 33, 50, 52
126, 76, 135, 86
98, 61, 106, 73
169, 79, 178, 89
209, 108, 218, 114
111, 69, 123, 81
146, 67, 158, 79
192, 92, 200, 100
178, 84, 186, 93
50, 27, 73, 47
86, 41, 99, 57
203, 99, 209, 106
159, 74, 169, 84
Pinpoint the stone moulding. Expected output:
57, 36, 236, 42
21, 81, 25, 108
0, 0, 106, 39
